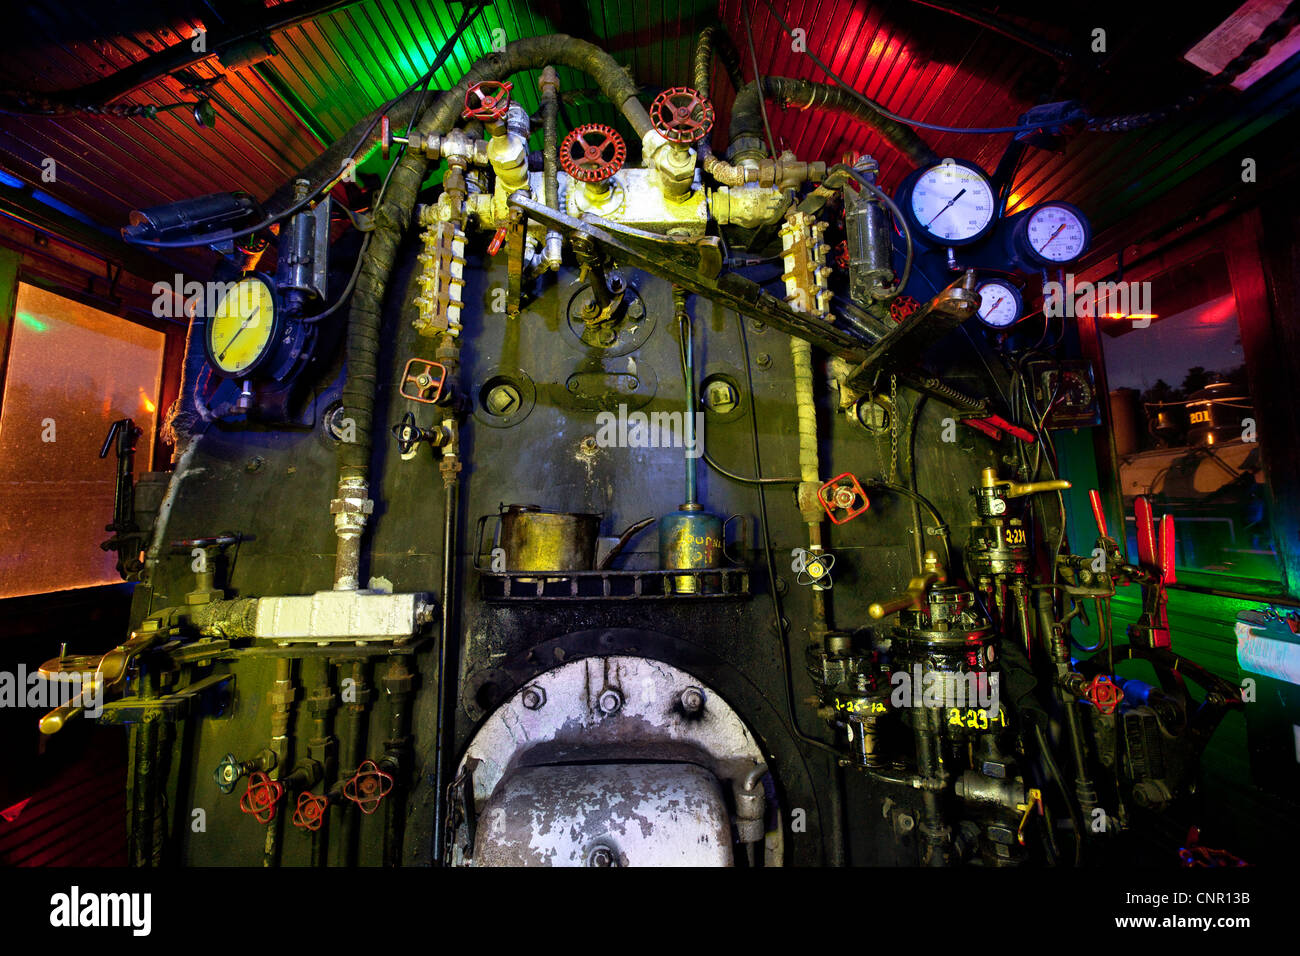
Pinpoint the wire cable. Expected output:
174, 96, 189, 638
124, 4, 482, 249
742, 2, 779, 157
755, 0, 1085, 135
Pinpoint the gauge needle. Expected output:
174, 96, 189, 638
1038, 223, 1066, 252
219, 306, 260, 362
925, 188, 966, 227
988, 296, 1004, 314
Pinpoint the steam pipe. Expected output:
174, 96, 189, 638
337, 660, 371, 867
538, 67, 563, 271
728, 77, 939, 168
381, 657, 415, 867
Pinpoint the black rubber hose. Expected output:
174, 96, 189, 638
694, 25, 746, 97
728, 76, 939, 168
336, 35, 650, 486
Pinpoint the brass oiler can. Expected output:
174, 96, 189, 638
658, 504, 724, 594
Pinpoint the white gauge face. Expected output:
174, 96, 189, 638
909, 161, 996, 244
977, 281, 1021, 328
1025, 204, 1088, 262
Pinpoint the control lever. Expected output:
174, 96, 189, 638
99, 418, 146, 579
1131, 495, 1176, 649
38, 628, 160, 735
868, 551, 946, 619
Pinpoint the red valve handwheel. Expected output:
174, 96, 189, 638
649, 87, 715, 144
889, 295, 921, 322
817, 473, 870, 525
343, 760, 394, 815
462, 81, 512, 122
399, 358, 447, 405
239, 772, 284, 824
293, 792, 329, 832
1085, 675, 1124, 716
560, 124, 626, 183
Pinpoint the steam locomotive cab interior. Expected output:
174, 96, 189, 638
2, 0, 1299, 877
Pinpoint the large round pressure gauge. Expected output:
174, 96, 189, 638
976, 280, 1023, 329
205, 275, 280, 377
901, 158, 997, 246
1016, 201, 1090, 265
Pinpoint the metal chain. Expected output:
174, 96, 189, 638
889, 373, 899, 483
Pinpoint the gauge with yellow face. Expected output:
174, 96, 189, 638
205, 275, 279, 377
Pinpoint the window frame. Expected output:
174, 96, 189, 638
1076, 207, 1297, 605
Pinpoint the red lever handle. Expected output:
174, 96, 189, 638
292, 791, 330, 832
239, 772, 284, 824
1088, 489, 1108, 538
487, 225, 508, 256
343, 760, 394, 815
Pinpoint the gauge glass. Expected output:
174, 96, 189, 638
207, 277, 276, 376
909, 161, 996, 244
977, 281, 1021, 328
1025, 203, 1088, 263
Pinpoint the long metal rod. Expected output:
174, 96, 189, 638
432, 478, 460, 864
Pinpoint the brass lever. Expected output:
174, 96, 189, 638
868, 551, 946, 619
979, 467, 1071, 499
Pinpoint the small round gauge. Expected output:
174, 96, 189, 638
902, 158, 997, 246
205, 275, 279, 377
1017, 201, 1090, 265
976, 280, 1023, 328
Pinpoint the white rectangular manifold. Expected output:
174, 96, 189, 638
254, 590, 433, 641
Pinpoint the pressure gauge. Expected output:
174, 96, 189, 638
1015, 201, 1090, 265
976, 280, 1023, 328
900, 158, 997, 247
205, 275, 280, 377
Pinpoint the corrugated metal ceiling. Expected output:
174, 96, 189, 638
1, 0, 1298, 271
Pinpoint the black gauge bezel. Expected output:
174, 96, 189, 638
1013, 200, 1091, 267
896, 158, 998, 248
203, 273, 283, 379
975, 279, 1025, 329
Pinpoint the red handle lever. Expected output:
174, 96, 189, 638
1088, 489, 1108, 538
239, 772, 284, 824
487, 225, 508, 256
343, 760, 394, 815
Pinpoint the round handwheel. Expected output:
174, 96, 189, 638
649, 87, 715, 144
239, 772, 284, 824
560, 124, 627, 183
343, 759, 394, 815
293, 791, 329, 832
463, 80, 512, 122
